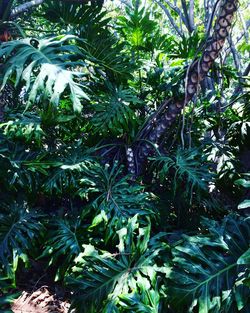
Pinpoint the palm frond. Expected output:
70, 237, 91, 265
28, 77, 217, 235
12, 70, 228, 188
78, 17, 134, 79
43, 1, 132, 78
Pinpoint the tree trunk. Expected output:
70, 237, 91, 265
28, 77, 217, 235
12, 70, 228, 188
130, 0, 239, 177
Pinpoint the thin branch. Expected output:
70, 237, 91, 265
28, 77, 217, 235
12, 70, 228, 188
223, 19, 250, 62
228, 35, 242, 74
154, 0, 184, 37
232, 62, 250, 96
181, 0, 193, 33
163, 0, 189, 31
10, 0, 90, 17
238, 11, 249, 42
243, 62, 250, 76
10, 0, 44, 17
189, 0, 195, 32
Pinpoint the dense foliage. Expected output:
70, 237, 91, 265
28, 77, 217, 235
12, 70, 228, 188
0, 0, 250, 312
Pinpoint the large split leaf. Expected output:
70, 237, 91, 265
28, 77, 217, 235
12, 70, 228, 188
0, 35, 88, 112
40, 218, 84, 281
167, 215, 250, 313
78, 162, 155, 239
0, 203, 44, 279
65, 215, 168, 313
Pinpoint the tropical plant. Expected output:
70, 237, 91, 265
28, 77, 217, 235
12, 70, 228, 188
90, 83, 141, 136
0, 0, 249, 312
151, 148, 212, 203
40, 218, 84, 281
65, 215, 168, 313
0, 35, 88, 112
0, 202, 44, 280
235, 174, 250, 210
167, 214, 250, 313
78, 162, 156, 239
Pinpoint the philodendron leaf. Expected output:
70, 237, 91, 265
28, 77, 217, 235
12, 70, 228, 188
0, 36, 88, 112
167, 215, 250, 313
238, 248, 250, 265
243, 277, 250, 287
65, 215, 168, 313
238, 200, 250, 209
0, 204, 44, 279
235, 179, 250, 188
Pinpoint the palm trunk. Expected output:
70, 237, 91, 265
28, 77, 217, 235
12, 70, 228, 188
129, 0, 239, 177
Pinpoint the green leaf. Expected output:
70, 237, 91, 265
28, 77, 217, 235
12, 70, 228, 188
238, 200, 250, 209
235, 179, 250, 188
238, 248, 250, 264
0, 204, 44, 278
91, 84, 141, 136
167, 215, 250, 313
78, 162, 155, 239
40, 219, 84, 281
151, 148, 211, 203
0, 36, 88, 112
65, 216, 167, 312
